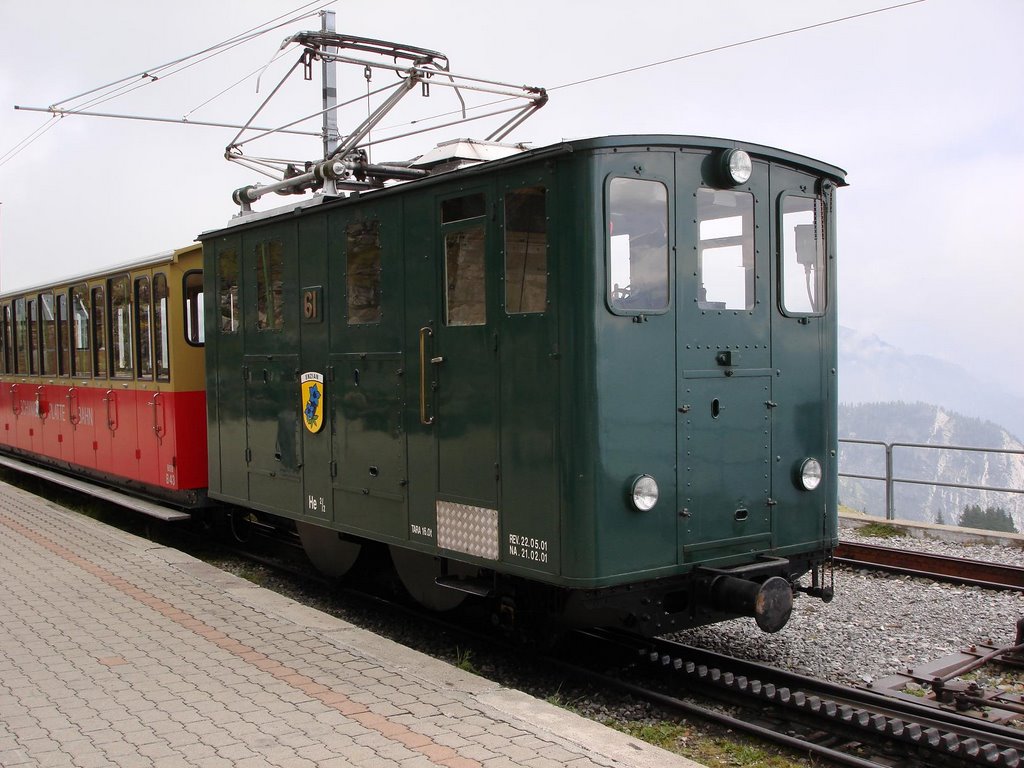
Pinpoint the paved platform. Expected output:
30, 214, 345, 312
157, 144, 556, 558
0, 481, 702, 768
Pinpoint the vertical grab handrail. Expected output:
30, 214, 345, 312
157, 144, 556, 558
67, 387, 80, 427
103, 389, 117, 432
10, 383, 20, 417
419, 326, 434, 426
148, 391, 165, 443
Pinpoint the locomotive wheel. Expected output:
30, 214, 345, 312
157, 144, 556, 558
389, 546, 478, 612
296, 521, 362, 578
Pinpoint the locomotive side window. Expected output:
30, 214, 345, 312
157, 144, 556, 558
346, 220, 382, 325
153, 273, 170, 380
255, 240, 283, 331
92, 286, 107, 378
218, 250, 239, 334
780, 196, 826, 315
445, 227, 486, 326
39, 293, 56, 375
607, 178, 669, 312
441, 193, 485, 223
14, 298, 27, 374
184, 271, 205, 345
442, 192, 487, 327
27, 299, 37, 374
504, 186, 547, 314
697, 189, 755, 310
134, 277, 153, 379
71, 284, 91, 377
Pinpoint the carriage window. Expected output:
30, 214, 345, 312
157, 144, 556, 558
109, 276, 132, 378
72, 284, 91, 377
1, 304, 11, 374
255, 241, 283, 332
134, 277, 153, 379
781, 196, 826, 315
697, 189, 754, 310
57, 293, 69, 376
218, 250, 239, 334
14, 298, 27, 374
607, 178, 669, 312
445, 227, 486, 326
505, 186, 547, 314
27, 299, 37, 374
346, 220, 382, 325
39, 293, 57, 375
153, 274, 170, 380
184, 271, 205, 345
92, 287, 106, 377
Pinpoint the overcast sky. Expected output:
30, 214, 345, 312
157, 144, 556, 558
1, 0, 1021, 397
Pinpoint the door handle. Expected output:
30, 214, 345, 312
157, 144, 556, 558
419, 326, 435, 426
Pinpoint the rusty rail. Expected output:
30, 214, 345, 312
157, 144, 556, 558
835, 541, 1024, 591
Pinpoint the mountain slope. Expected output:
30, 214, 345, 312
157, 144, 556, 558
839, 327, 1024, 442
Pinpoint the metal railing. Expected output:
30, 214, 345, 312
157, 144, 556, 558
838, 439, 1024, 521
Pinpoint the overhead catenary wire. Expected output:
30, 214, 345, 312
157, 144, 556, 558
0, 1, 337, 168
371, 0, 929, 140
2, 0, 928, 169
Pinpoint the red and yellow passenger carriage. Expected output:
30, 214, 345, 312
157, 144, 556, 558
0, 245, 208, 506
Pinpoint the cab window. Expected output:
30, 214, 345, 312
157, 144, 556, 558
504, 186, 547, 314
780, 196, 826, 315
697, 189, 755, 310
607, 178, 669, 313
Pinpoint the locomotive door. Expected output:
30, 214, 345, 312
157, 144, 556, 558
407, 184, 500, 554
769, 165, 836, 548
676, 151, 774, 562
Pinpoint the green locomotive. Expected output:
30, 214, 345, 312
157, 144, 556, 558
201, 134, 845, 635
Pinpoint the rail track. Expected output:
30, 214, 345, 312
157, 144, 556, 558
835, 540, 1024, 591
562, 630, 1024, 768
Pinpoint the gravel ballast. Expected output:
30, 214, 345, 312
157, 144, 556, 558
673, 526, 1024, 686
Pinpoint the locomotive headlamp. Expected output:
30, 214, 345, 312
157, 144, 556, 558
798, 458, 823, 491
630, 474, 659, 511
720, 148, 753, 186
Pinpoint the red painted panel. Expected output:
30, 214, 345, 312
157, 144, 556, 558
166, 390, 208, 489
38, 385, 67, 461
0, 381, 208, 494
0, 383, 15, 449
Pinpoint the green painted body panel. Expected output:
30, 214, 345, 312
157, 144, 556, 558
200, 135, 845, 590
